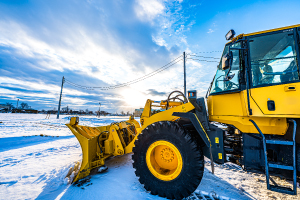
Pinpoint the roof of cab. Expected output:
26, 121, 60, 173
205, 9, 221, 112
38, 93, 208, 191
228, 24, 300, 43
244, 24, 300, 37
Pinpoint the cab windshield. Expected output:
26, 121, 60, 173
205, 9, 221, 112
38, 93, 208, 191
210, 42, 241, 94
249, 30, 299, 87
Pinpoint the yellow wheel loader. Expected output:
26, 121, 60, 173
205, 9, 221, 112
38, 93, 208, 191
66, 24, 300, 199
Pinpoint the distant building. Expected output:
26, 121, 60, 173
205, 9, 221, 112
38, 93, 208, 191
0, 104, 10, 113
62, 106, 69, 113
134, 108, 144, 117
12, 108, 38, 114
46, 110, 58, 114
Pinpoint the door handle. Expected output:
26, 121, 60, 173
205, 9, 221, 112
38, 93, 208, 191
284, 85, 296, 92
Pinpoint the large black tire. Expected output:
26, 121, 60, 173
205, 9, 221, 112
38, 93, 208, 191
132, 121, 204, 200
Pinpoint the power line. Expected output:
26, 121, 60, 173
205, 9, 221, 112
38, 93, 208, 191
64, 80, 95, 90
105, 58, 183, 90
63, 52, 221, 91
93, 55, 183, 89
64, 56, 183, 91
191, 50, 222, 54
65, 58, 183, 90
187, 58, 219, 63
188, 55, 220, 60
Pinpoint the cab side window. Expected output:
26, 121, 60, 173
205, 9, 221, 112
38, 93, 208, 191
249, 30, 299, 87
210, 43, 241, 94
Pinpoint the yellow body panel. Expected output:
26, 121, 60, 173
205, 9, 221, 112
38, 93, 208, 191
250, 83, 300, 115
207, 85, 296, 135
207, 91, 247, 116
209, 115, 288, 135
141, 102, 194, 129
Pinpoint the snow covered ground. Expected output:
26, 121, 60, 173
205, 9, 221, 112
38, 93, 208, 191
0, 113, 299, 200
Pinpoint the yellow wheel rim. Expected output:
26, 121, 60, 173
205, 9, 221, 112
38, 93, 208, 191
146, 140, 183, 181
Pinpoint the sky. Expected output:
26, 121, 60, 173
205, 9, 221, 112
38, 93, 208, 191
1, 0, 300, 113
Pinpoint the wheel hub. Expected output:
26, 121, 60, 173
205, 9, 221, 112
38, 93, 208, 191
161, 148, 175, 162
146, 140, 183, 181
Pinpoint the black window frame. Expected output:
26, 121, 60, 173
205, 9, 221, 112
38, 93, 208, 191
247, 28, 300, 89
208, 42, 244, 96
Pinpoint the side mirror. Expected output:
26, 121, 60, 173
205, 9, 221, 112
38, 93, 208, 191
222, 51, 232, 70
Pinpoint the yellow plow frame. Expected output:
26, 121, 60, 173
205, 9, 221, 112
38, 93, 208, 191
66, 116, 141, 182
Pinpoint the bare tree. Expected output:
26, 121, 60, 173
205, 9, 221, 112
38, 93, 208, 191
20, 102, 29, 109
5, 102, 14, 111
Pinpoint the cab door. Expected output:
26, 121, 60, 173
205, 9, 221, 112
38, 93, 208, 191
207, 42, 247, 117
248, 29, 300, 115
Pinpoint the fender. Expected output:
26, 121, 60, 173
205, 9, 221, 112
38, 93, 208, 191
172, 112, 211, 147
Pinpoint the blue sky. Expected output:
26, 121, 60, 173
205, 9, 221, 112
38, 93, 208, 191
1, 0, 300, 113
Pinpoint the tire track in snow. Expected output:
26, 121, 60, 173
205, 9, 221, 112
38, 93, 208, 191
0, 137, 82, 200
0, 140, 80, 168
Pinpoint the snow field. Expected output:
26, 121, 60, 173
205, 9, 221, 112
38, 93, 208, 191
0, 113, 300, 200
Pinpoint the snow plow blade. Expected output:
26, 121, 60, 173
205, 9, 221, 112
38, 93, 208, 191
65, 116, 140, 183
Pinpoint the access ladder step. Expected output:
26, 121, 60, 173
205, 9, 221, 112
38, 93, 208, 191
266, 140, 293, 145
269, 185, 296, 195
268, 163, 294, 170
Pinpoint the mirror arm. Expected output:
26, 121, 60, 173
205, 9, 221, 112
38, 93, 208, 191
225, 66, 232, 80
225, 47, 233, 80
225, 44, 247, 80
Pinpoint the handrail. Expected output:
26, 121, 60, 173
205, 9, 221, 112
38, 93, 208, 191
249, 119, 269, 186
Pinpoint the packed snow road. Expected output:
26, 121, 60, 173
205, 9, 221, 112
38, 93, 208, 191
0, 114, 299, 200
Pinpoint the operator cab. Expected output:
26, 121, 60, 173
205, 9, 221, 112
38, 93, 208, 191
207, 25, 300, 119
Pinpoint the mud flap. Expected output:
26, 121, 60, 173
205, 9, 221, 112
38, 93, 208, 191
172, 112, 225, 165
203, 124, 225, 164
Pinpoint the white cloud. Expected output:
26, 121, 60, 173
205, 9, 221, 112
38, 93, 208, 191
134, 0, 165, 22
207, 28, 214, 33
151, 35, 167, 46
149, 1, 199, 50
0, 0, 202, 111
0, 20, 140, 86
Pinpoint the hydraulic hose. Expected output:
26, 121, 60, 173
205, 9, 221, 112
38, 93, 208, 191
97, 131, 109, 154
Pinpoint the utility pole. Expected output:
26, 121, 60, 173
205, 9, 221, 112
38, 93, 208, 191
57, 76, 65, 119
98, 102, 101, 118
183, 52, 186, 97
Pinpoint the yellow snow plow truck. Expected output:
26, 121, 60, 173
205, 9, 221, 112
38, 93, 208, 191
66, 24, 300, 199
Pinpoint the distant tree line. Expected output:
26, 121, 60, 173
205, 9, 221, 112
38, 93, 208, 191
2, 102, 134, 116
4, 102, 31, 110
0, 102, 36, 113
